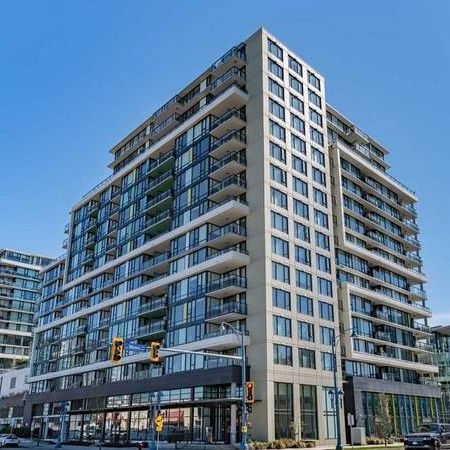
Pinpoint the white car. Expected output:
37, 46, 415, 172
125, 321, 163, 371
0, 435, 19, 447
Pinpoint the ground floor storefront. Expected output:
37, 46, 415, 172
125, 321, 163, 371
344, 378, 443, 439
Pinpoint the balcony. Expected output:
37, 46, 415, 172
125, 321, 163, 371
210, 130, 246, 159
210, 152, 246, 181
404, 235, 421, 250
147, 152, 175, 178
210, 109, 246, 138
401, 202, 418, 218
84, 217, 97, 232
170, 328, 249, 352
206, 275, 247, 298
204, 247, 249, 274
137, 296, 167, 318
135, 320, 166, 341
209, 175, 246, 203
62, 238, 68, 250
405, 252, 422, 268
145, 171, 173, 195
84, 234, 96, 249
345, 126, 369, 145
342, 282, 432, 318
410, 286, 427, 301
207, 224, 247, 249
144, 190, 172, 216
206, 301, 247, 324
64, 223, 70, 234
210, 67, 246, 98
143, 211, 172, 236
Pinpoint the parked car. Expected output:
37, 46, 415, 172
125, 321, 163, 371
0, 435, 19, 448
404, 423, 450, 450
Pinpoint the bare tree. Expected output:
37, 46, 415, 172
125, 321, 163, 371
374, 394, 393, 447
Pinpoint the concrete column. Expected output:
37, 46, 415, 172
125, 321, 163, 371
230, 382, 237, 444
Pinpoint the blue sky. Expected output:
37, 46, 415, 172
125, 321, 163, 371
0, 0, 449, 322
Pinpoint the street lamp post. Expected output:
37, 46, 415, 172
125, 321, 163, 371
221, 322, 248, 450
331, 328, 356, 450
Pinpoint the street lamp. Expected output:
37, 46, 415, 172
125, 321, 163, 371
221, 322, 248, 450
331, 327, 357, 450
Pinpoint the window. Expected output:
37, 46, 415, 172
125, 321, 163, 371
269, 59, 284, 79
299, 348, 316, 369
291, 134, 306, 154
320, 326, 335, 346
296, 270, 312, 291
295, 245, 311, 266
315, 231, 330, 250
295, 222, 310, 242
310, 109, 323, 127
289, 74, 303, 94
10, 377, 16, 389
300, 385, 318, 440
309, 90, 322, 108
319, 301, 334, 321
271, 164, 287, 186
293, 177, 308, 197
268, 39, 283, 60
290, 95, 304, 114
271, 211, 288, 233
316, 254, 331, 273
314, 209, 329, 228
269, 78, 284, 100
291, 114, 305, 134
274, 344, 292, 365
312, 147, 325, 166
297, 295, 313, 316
270, 120, 286, 142
272, 236, 289, 258
270, 142, 286, 163
273, 288, 291, 310
313, 188, 327, 207
322, 387, 336, 438
273, 315, 292, 337
310, 127, 324, 146
292, 155, 307, 174
318, 277, 333, 297
288, 56, 302, 75
272, 261, 290, 284
274, 382, 294, 439
308, 72, 321, 90
271, 187, 288, 209
321, 352, 333, 371
313, 167, 326, 186
298, 321, 315, 341
269, 99, 285, 120
294, 199, 309, 219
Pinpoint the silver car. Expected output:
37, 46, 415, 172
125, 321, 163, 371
0, 435, 19, 448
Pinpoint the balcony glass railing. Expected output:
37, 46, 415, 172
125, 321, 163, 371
206, 302, 247, 319
210, 109, 246, 131
211, 130, 247, 152
210, 175, 247, 194
210, 152, 247, 172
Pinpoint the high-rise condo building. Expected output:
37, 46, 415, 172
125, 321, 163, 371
25, 28, 438, 444
0, 249, 53, 371
326, 108, 441, 436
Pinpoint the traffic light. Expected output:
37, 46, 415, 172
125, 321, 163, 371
149, 342, 161, 363
110, 337, 124, 364
245, 381, 255, 404
155, 414, 163, 432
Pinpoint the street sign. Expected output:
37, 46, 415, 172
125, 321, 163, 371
125, 342, 147, 352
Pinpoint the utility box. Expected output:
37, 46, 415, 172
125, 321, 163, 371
351, 427, 367, 445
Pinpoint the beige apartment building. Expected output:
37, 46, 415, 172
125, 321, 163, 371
25, 28, 438, 444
